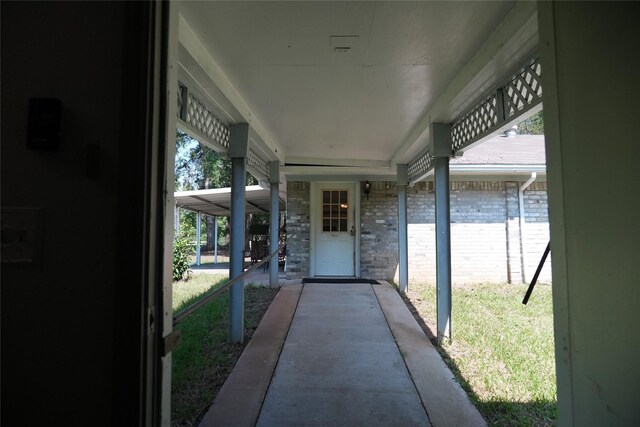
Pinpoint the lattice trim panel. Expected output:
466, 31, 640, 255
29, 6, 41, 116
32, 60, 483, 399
408, 151, 434, 183
247, 148, 269, 178
451, 95, 499, 151
177, 83, 230, 150
177, 83, 186, 120
504, 59, 542, 119
186, 95, 230, 149
451, 56, 542, 153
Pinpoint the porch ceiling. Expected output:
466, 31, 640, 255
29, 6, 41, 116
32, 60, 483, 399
178, 1, 538, 176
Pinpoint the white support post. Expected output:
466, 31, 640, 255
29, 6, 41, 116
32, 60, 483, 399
269, 161, 280, 288
431, 123, 453, 344
229, 123, 249, 344
213, 215, 218, 264
397, 164, 409, 293
195, 211, 201, 266
161, 3, 180, 425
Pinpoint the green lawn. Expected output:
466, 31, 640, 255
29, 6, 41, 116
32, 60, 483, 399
404, 282, 557, 426
171, 274, 278, 426
188, 254, 230, 265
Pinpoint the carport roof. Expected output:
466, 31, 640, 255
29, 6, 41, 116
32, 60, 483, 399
175, 185, 286, 217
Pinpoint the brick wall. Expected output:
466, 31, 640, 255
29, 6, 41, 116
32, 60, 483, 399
407, 181, 511, 284
524, 182, 548, 222
360, 181, 399, 279
285, 181, 310, 278
285, 179, 551, 284
522, 182, 551, 282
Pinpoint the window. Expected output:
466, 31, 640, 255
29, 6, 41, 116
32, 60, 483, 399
322, 190, 348, 232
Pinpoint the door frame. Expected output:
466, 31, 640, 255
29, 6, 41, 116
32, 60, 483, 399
309, 181, 361, 277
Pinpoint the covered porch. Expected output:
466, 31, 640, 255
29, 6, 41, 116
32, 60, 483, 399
163, 2, 638, 426
170, 0, 541, 343
3, 2, 639, 426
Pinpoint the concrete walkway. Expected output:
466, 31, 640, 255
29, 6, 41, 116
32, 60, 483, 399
199, 281, 485, 427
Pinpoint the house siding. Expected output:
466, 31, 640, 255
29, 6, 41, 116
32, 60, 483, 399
285, 180, 551, 284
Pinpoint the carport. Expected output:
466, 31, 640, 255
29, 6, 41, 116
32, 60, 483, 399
174, 185, 286, 266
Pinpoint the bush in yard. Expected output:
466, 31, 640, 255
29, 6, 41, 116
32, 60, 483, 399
173, 232, 193, 281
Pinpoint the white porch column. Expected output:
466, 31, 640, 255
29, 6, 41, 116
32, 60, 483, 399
269, 161, 280, 288
229, 123, 249, 343
195, 211, 201, 266
397, 164, 409, 293
539, 3, 640, 425
431, 123, 452, 344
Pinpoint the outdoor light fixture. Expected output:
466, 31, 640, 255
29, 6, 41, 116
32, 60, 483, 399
363, 181, 371, 200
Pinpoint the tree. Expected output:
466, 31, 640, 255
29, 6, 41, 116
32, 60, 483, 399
174, 130, 261, 250
175, 130, 230, 191
518, 110, 544, 135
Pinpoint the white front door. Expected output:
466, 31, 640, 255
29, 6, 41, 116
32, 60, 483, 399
314, 183, 355, 276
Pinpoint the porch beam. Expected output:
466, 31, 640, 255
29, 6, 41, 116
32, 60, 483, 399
229, 123, 249, 343
285, 157, 391, 169
269, 161, 280, 288
397, 164, 409, 293
432, 123, 453, 344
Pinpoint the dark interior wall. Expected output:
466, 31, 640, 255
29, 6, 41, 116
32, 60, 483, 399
1, 3, 147, 425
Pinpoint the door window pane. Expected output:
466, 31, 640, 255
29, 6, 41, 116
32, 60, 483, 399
340, 191, 347, 204
322, 189, 349, 232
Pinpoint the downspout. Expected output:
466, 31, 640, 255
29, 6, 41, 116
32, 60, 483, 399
518, 172, 537, 283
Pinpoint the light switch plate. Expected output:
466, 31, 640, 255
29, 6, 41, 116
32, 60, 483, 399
1, 208, 43, 267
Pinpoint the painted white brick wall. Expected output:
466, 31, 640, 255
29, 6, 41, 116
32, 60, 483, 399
522, 223, 552, 283
405, 223, 508, 284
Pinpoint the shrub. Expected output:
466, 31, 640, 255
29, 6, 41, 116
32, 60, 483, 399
173, 233, 193, 281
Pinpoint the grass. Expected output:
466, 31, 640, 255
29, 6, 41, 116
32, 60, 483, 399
403, 282, 557, 426
171, 274, 279, 426
187, 254, 230, 265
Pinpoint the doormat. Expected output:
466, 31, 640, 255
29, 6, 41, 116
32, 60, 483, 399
302, 278, 380, 285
